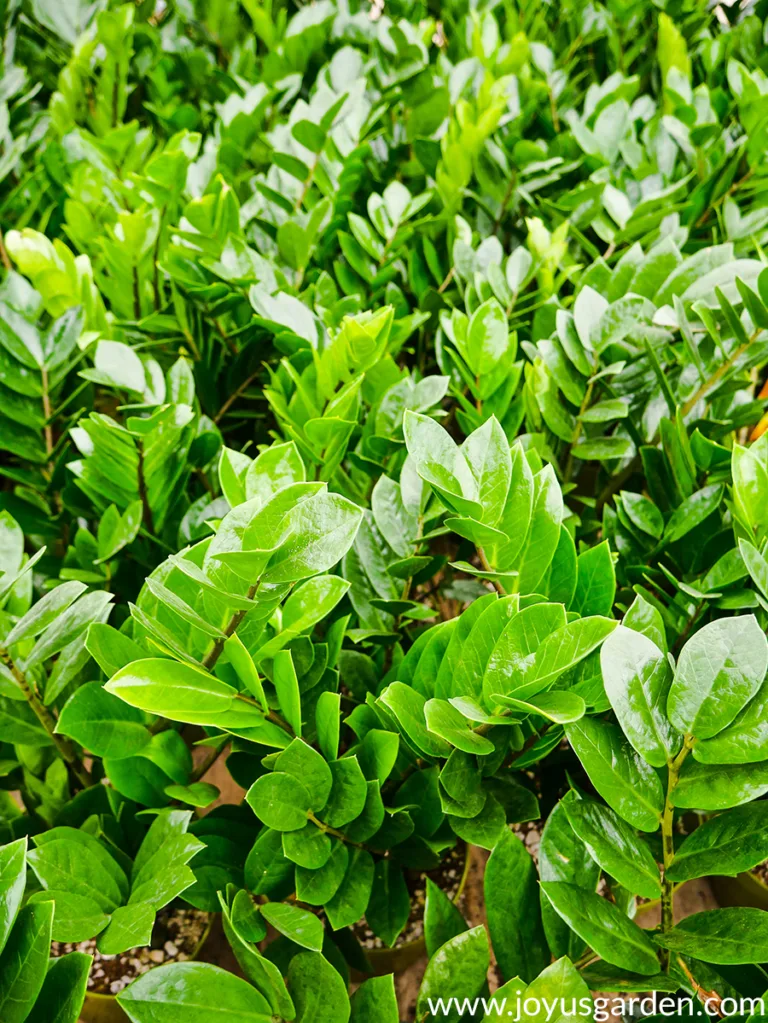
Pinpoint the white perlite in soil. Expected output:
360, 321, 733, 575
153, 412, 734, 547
50, 906, 209, 995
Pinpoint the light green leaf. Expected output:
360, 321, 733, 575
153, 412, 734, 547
542, 882, 659, 975
667, 616, 768, 739
118, 962, 273, 1022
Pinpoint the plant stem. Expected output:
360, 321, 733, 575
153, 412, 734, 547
306, 810, 383, 855
0, 649, 92, 789
564, 357, 598, 483
136, 439, 155, 534
477, 547, 505, 595
660, 736, 693, 970
202, 583, 259, 671
40, 366, 54, 462
214, 372, 260, 424
132, 266, 141, 320
0, 227, 11, 270
680, 329, 760, 418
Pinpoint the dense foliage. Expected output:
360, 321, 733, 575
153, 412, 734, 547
2, 0, 768, 1020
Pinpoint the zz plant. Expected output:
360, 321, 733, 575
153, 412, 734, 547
3, 0, 768, 1018
542, 599, 768, 988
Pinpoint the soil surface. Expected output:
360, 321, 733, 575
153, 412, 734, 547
58, 906, 209, 996
354, 842, 466, 951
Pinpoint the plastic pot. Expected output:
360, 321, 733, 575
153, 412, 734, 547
78, 916, 214, 1023
358, 845, 472, 976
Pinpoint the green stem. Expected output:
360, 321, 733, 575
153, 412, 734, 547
0, 650, 92, 789
680, 328, 760, 418
136, 439, 155, 534
564, 358, 598, 484
660, 736, 693, 970
200, 586, 294, 737
202, 583, 259, 671
477, 547, 505, 596
306, 810, 382, 856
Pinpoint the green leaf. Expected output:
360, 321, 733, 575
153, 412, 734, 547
424, 876, 468, 958
322, 757, 367, 828
260, 903, 324, 952
654, 909, 768, 964
118, 962, 274, 1022
357, 730, 399, 784
403, 411, 481, 519
416, 926, 490, 1021
379, 682, 451, 758
245, 828, 295, 898
295, 840, 348, 906
282, 824, 331, 869
572, 437, 633, 461
667, 802, 768, 882
325, 847, 374, 929
273, 651, 302, 738
25, 952, 92, 1023
465, 298, 509, 377
495, 692, 586, 724
620, 493, 663, 539
258, 575, 349, 661
448, 793, 506, 850
521, 958, 593, 1023
566, 718, 664, 832
483, 602, 563, 705
85, 623, 146, 678
661, 484, 723, 546
230, 890, 267, 945
24, 590, 114, 670
246, 773, 311, 832
0, 901, 54, 1023
97, 903, 155, 955
542, 882, 659, 975
563, 796, 661, 898
667, 616, 768, 739
286, 952, 350, 1023
4, 581, 87, 647
485, 829, 549, 982
675, 759, 768, 810
601, 625, 681, 768
105, 659, 254, 727
164, 782, 220, 808
694, 675, 768, 764
462, 417, 512, 526
350, 975, 399, 1023
27, 890, 109, 943
220, 902, 291, 1018
425, 698, 495, 753
28, 837, 125, 913
538, 801, 599, 961
365, 859, 410, 947
262, 491, 363, 584
57, 682, 150, 759
315, 692, 341, 762
572, 542, 616, 617
224, 634, 267, 709
516, 466, 563, 593
0, 838, 26, 955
